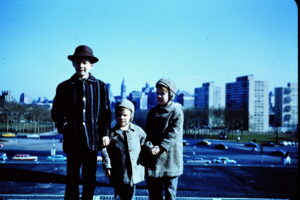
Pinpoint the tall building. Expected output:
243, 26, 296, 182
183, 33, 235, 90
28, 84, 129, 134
194, 82, 223, 109
226, 75, 269, 132
175, 91, 194, 109
20, 93, 33, 104
0, 91, 15, 106
269, 91, 275, 126
121, 78, 126, 100
142, 83, 156, 109
114, 78, 127, 103
128, 91, 148, 110
274, 83, 298, 129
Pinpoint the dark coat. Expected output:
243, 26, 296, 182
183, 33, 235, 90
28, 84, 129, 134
144, 102, 184, 178
51, 73, 111, 152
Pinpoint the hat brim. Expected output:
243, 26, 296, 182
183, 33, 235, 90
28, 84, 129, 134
68, 55, 99, 64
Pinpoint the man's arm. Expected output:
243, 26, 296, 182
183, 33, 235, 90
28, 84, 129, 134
51, 84, 68, 134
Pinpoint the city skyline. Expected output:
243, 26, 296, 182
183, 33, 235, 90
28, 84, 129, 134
0, 0, 298, 100
1, 73, 297, 103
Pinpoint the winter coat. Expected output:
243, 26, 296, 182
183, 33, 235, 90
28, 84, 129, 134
51, 73, 111, 152
102, 123, 146, 186
144, 102, 184, 178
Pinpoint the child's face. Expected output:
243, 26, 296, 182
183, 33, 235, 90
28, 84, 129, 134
156, 87, 169, 106
116, 108, 131, 128
72, 57, 93, 78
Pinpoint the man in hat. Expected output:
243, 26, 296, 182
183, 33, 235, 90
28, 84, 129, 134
51, 45, 111, 200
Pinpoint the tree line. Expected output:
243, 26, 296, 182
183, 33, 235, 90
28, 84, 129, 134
0, 102, 54, 133
1, 101, 248, 135
134, 107, 249, 135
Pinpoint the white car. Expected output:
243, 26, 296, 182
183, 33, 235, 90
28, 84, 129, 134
47, 154, 67, 161
213, 157, 237, 164
0, 153, 8, 161
186, 158, 211, 164
12, 154, 38, 161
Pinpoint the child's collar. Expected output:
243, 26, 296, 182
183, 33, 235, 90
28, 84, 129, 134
114, 123, 135, 134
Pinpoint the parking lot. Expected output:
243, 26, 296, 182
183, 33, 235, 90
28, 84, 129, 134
0, 137, 299, 199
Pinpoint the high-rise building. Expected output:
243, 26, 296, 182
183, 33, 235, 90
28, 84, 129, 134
194, 82, 223, 109
128, 91, 148, 110
269, 91, 275, 126
175, 91, 194, 109
0, 91, 15, 106
274, 83, 298, 129
226, 75, 269, 132
121, 78, 126, 100
20, 93, 33, 104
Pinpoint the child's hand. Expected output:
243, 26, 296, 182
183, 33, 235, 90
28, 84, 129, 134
150, 146, 161, 155
105, 169, 111, 177
102, 136, 110, 147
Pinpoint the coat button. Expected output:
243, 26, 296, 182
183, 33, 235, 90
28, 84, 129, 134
83, 97, 86, 101
83, 109, 86, 113
82, 122, 86, 125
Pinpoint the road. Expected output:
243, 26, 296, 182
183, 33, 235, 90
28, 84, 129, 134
0, 137, 299, 199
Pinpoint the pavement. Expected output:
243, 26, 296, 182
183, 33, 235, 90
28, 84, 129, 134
0, 137, 299, 200
0, 163, 298, 200
0, 194, 291, 200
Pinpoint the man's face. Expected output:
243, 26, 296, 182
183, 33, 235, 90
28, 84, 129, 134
116, 108, 131, 128
72, 57, 93, 78
156, 87, 169, 106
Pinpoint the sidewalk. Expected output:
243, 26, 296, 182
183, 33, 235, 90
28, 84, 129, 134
0, 194, 289, 200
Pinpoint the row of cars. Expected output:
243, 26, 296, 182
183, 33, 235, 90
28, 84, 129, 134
187, 157, 237, 165
0, 153, 104, 162
0, 153, 67, 162
184, 139, 230, 150
197, 140, 229, 150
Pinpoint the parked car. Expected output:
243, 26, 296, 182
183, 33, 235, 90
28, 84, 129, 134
197, 140, 211, 146
280, 141, 294, 146
272, 150, 286, 156
26, 134, 40, 139
186, 158, 211, 164
214, 144, 228, 150
0, 153, 8, 161
12, 154, 38, 161
183, 139, 191, 146
213, 157, 237, 164
1, 133, 16, 137
244, 142, 259, 147
219, 133, 228, 139
262, 141, 275, 147
46, 154, 66, 161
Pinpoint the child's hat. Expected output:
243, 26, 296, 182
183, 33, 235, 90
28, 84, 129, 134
68, 45, 99, 63
156, 78, 177, 95
116, 99, 135, 118
116, 99, 134, 121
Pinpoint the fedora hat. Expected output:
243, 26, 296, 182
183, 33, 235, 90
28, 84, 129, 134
68, 45, 99, 63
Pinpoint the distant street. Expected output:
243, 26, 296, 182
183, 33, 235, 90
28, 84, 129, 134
0, 137, 298, 199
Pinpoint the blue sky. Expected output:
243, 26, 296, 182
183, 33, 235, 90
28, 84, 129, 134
0, 0, 298, 100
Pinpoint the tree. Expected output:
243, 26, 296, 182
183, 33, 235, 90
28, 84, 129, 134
209, 108, 225, 128
0, 102, 54, 133
224, 108, 248, 131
